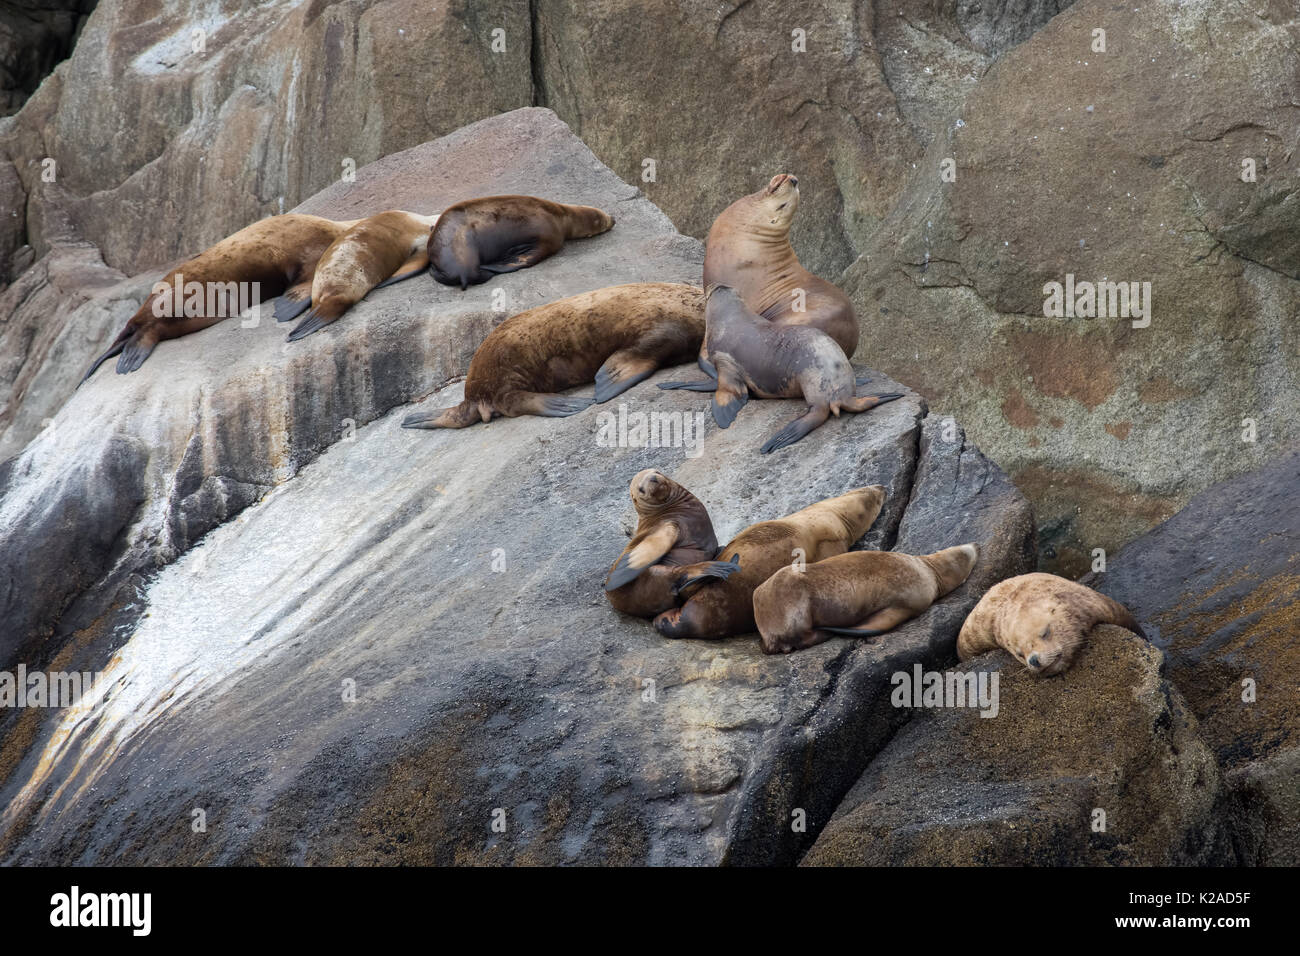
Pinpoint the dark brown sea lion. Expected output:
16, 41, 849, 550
278, 210, 440, 341
957, 573, 1147, 676
80, 213, 357, 382
667, 285, 902, 453
654, 485, 886, 641
603, 469, 737, 616
401, 282, 705, 429
427, 195, 614, 289
754, 544, 980, 654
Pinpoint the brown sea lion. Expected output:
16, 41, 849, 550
401, 282, 705, 429
427, 195, 614, 289
957, 573, 1147, 676
754, 544, 980, 654
703, 173, 857, 356
80, 213, 357, 382
666, 285, 902, 453
654, 485, 887, 641
279, 210, 440, 341
603, 469, 737, 616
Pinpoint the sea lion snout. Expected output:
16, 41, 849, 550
630, 468, 671, 505
766, 173, 798, 194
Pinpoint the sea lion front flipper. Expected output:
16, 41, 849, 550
273, 281, 314, 322
710, 356, 749, 429
818, 605, 915, 638
842, 392, 905, 413
115, 333, 157, 375
373, 251, 430, 290
656, 379, 718, 392
670, 554, 741, 597
402, 401, 482, 430
760, 405, 831, 454
605, 524, 680, 591
479, 243, 548, 276
593, 352, 657, 403
697, 355, 718, 379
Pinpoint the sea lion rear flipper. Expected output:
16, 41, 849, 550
819, 605, 916, 638
115, 334, 156, 375
79, 335, 128, 387
671, 553, 741, 597
657, 379, 718, 392
710, 357, 749, 429
605, 524, 680, 591
373, 251, 430, 290
760, 405, 831, 454
854, 370, 873, 387
287, 301, 348, 342
511, 392, 595, 418
594, 352, 657, 403
273, 281, 313, 322
402, 401, 482, 430
843, 392, 905, 412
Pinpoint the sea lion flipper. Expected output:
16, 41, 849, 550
402, 401, 481, 430
593, 352, 657, 403
273, 282, 314, 322
657, 379, 718, 392
523, 393, 595, 418
697, 355, 718, 379
605, 524, 680, 591
760, 406, 831, 454
710, 358, 749, 429
670, 553, 740, 597
844, 392, 905, 412
287, 302, 348, 342
79, 334, 129, 387
479, 244, 545, 276
115, 334, 156, 375
373, 251, 430, 290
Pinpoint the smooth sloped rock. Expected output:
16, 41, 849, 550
803, 627, 1226, 866
1092, 449, 1300, 865
0, 107, 697, 665
0, 373, 1033, 864
842, 0, 1300, 574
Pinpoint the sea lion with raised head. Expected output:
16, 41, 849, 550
957, 573, 1146, 676
754, 544, 980, 654
654, 485, 886, 641
427, 195, 614, 289
667, 285, 902, 453
401, 282, 705, 429
80, 213, 358, 382
604, 469, 738, 617
279, 210, 440, 341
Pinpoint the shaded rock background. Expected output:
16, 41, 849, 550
0, 0, 96, 116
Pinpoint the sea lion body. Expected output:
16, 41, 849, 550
427, 195, 614, 289
81, 213, 356, 381
654, 484, 886, 641
957, 572, 1146, 676
701, 285, 902, 453
282, 210, 440, 340
604, 470, 732, 618
401, 283, 705, 429
754, 544, 979, 654
702, 173, 858, 356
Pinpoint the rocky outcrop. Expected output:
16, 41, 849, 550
802, 627, 1226, 865
0, 108, 1035, 865
842, 0, 1300, 574
1093, 449, 1300, 865
0, 0, 96, 116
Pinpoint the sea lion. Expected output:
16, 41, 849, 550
753, 544, 980, 655
80, 213, 357, 382
401, 282, 705, 429
654, 484, 886, 641
702, 172, 857, 356
279, 210, 440, 341
603, 469, 738, 617
666, 285, 902, 453
956, 573, 1147, 676
427, 195, 614, 289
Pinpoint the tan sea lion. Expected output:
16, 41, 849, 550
279, 210, 440, 341
603, 469, 737, 617
654, 485, 886, 641
667, 285, 901, 453
80, 213, 357, 382
427, 195, 614, 289
754, 544, 980, 655
401, 282, 705, 429
957, 573, 1147, 676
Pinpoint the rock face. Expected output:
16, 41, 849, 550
802, 628, 1226, 866
1093, 450, 1300, 865
0, 0, 96, 117
0, 109, 1035, 865
842, 0, 1300, 574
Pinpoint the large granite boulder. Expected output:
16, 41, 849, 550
802, 627, 1226, 865
842, 0, 1300, 574
1093, 449, 1300, 865
0, 107, 1035, 864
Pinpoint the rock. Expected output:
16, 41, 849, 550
1092, 449, 1300, 865
841, 0, 1300, 574
803, 627, 1227, 866
0, 113, 1034, 865
0, 0, 96, 117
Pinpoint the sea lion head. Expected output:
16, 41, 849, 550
743, 173, 800, 231
629, 468, 683, 512
823, 484, 886, 541
1014, 601, 1084, 677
